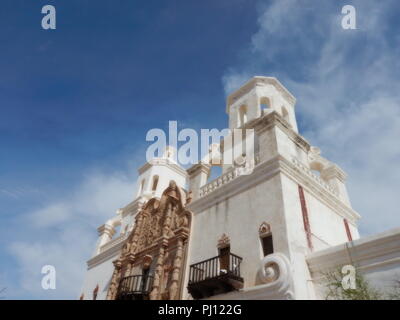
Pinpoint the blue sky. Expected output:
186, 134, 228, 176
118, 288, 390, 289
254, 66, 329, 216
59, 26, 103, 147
0, 0, 399, 299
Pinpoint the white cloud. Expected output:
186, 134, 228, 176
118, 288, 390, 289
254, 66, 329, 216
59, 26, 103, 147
223, 0, 400, 235
7, 170, 137, 299
222, 71, 252, 95
29, 203, 70, 228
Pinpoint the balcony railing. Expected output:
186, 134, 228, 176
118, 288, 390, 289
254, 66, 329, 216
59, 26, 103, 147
117, 275, 154, 300
199, 154, 260, 198
188, 253, 244, 299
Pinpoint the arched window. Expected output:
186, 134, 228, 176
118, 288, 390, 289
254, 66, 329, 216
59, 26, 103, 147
260, 97, 272, 114
259, 222, 273, 257
238, 105, 247, 127
151, 175, 159, 192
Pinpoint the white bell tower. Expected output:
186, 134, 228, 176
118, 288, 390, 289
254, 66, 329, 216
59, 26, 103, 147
226, 76, 298, 132
134, 146, 187, 200
186, 75, 361, 300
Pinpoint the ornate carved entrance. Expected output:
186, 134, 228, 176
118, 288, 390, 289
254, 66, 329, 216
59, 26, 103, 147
106, 181, 192, 300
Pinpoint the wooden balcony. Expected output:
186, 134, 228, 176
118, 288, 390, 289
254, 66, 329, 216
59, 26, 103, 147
187, 253, 244, 299
116, 275, 154, 300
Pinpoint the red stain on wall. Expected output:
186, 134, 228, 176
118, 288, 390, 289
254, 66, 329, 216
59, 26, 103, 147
298, 185, 313, 250
343, 218, 353, 241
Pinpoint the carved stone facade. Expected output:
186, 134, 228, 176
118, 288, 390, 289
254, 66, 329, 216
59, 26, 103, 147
106, 181, 192, 300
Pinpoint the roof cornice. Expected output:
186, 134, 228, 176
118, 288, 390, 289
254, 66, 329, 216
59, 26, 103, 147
226, 76, 296, 114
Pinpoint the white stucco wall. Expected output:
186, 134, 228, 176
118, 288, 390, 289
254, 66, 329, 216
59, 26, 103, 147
80, 248, 120, 300
186, 173, 290, 296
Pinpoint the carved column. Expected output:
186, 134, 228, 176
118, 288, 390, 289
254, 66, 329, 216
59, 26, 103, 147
162, 202, 174, 237
169, 237, 183, 300
150, 202, 172, 300
107, 259, 122, 300
129, 211, 146, 254
150, 240, 167, 300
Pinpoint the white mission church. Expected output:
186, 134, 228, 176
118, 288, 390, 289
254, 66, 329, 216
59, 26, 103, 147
80, 76, 400, 300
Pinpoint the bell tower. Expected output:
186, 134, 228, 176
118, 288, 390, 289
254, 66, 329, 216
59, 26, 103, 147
185, 75, 360, 300
226, 76, 298, 132
134, 146, 187, 200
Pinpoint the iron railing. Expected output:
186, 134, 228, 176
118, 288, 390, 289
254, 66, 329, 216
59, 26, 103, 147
188, 253, 242, 284
118, 274, 154, 297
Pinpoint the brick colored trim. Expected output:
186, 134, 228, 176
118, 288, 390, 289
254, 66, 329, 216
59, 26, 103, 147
298, 185, 313, 250
343, 218, 353, 241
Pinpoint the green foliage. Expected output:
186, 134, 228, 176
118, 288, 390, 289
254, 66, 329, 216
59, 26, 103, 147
386, 280, 400, 300
323, 268, 399, 300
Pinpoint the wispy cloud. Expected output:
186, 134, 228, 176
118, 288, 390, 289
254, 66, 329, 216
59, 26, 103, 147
6, 169, 137, 299
0, 189, 20, 199
223, 0, 400, 235
0, 186, 42, 200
